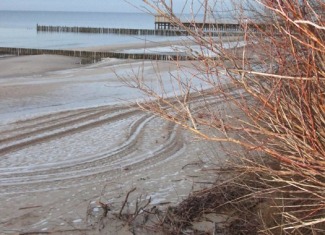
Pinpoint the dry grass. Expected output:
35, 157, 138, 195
122, 0, 325, 234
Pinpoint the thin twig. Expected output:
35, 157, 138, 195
119, 187, 137, 218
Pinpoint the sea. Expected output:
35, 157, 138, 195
0, 11, 178, 49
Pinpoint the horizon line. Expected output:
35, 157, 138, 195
0, 9, 146, 14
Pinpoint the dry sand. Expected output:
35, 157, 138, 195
0, 45, 227, 234
0, 55, 83, 78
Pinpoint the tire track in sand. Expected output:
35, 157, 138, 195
0, 113, 152, 177
0, 107, 141, 156
0, 109, 184, 195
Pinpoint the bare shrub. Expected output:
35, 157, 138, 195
124, 0, 325, 234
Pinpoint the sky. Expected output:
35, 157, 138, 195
0, 0, 213, 13
0, 0, 261, 17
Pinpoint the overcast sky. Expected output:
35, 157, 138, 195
0, 0, 216, 13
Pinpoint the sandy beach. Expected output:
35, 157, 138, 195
0, 43, 228, 234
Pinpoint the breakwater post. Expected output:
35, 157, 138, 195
36, 24, 187, 36
36, 24, 244, 37
0, 47, 194, 61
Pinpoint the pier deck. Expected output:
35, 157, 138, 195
155, 15, 243, 31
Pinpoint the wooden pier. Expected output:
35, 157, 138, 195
0, 47, 194, 61
154, 15, 244, 31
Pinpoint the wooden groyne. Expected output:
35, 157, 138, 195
36, 25, 243, 37
0, 47, 193, 61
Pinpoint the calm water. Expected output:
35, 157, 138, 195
0, 11, 176, 49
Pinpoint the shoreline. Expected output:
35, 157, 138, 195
0, 35, 243, 70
